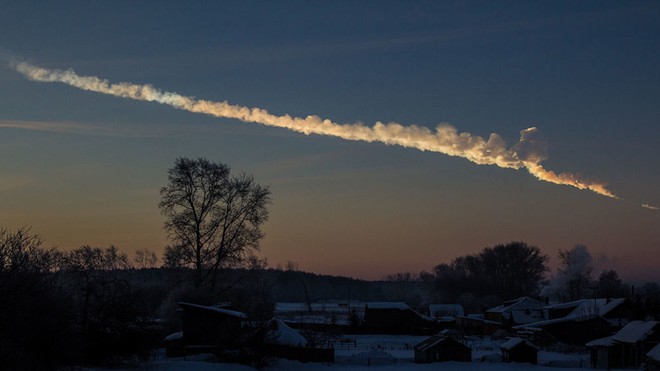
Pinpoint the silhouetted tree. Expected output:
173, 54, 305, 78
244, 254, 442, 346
557, 245, 594, 300
479, 242, 548, 299
597, 269, 625, 298
428, 241, 548, 304
159, 157, 271, 288
0, 227, 71, 369
134, 247, 158, 269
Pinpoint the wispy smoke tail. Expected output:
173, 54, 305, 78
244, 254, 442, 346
14, 61, 621, 200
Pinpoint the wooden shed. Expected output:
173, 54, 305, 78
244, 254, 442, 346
414, 335, 471, 363
500, 337, 538, 364
178, 302, 247, 348
586, 320, 659, 369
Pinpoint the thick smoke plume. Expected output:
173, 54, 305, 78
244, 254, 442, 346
13, 61, 619, 199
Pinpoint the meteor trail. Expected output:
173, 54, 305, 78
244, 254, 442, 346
13, 61, 621, 200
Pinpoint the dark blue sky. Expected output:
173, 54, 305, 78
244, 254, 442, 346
1, 1, 659, 279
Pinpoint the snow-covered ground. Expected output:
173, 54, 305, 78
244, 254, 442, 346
112, 335, 590, 370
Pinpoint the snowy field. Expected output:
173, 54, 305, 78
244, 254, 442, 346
113, 335, 591, 370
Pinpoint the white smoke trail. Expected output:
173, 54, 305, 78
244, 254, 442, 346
13, 61, 620, 199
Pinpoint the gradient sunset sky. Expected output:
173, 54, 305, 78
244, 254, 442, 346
1, 1, 659, 280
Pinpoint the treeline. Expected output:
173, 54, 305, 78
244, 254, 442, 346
3, 226, 659, 369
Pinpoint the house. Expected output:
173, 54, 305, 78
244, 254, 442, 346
363, 302, 435, 335
646, 343, 660, 370
586, 320, 659, 369
500, 337, 538, 364
414, 335, 471, 363
514, 298, 628, 345
455, 314, 501, 336
263, 319, 335, 363
178, 302, 247, 349
486, 297, 545, 327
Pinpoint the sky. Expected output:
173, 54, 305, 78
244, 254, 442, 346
1, 1, 659, 281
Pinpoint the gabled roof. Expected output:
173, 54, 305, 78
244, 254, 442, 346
415, 335, 467, 352
648, 343, 660, 362
487, 297, 545, 314
266, 319, 308, 347
586, 321, 659, 347
514, 298, 626, 329
500, 337, 538, 351
178, 302, 248, 319
546, 298, 625, 318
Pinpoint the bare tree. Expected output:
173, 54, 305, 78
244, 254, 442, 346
134, 248, 158, 269
159, 157, 271, 288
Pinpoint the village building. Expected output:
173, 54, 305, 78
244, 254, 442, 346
178, 302, 247, 348
500, 337, 538, 364
264, 319, 334, 363
586, 320, 659, 369
486, 297, 545, 327
514, 298, 628, 345
455, 314, 501, 336
414, 335, 472, 363
364, 302, 435, 335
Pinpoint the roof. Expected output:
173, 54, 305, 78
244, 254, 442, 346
586, 321, 659, 347
366, 302, 410, 310
546, 298, 625, 318
487, 297, 545, 314
415, 335, 466, 352
429, 304, 464, 317
178, 302, 248, 319
514, 298, 626, 329
647, 343, 660, 362
500, 337, 538, 351
266, 319, 308, 347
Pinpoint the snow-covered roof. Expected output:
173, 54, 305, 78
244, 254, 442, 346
487, 297, 545, 314
163, 331, 183, 342
510, 309, 544, 325
515, 298, 626, 329
415, 335, 464, 352
366, 302, 410, 310
647, 343, 660, 362
585, 336, 616, 347
586, 321, 659, 347
429, 304, 464, 317
612, 320, 658, 343
546, 298, 625, 318
500, 337, 538, 351
178, 302, 248, 319
275, 301, 364, 313
266, 319, 308, 347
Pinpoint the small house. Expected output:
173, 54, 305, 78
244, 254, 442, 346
486, 297, 545, 327
586, 320, 659, 369
514, 298, 628, 345
178, 302, 247, 348
264, 319, 335, 363
414, 335, 471, 363
500, 337, 538, 364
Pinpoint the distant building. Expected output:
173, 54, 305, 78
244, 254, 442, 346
364, 302, 435, 335
414, 335, 471, 363
500, 337, 538, 364
514, 298, 628, 345
455, 314, 501, 336
586, 320, 659, 369
178, 302, 247, 348
486, 297, 545, 327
